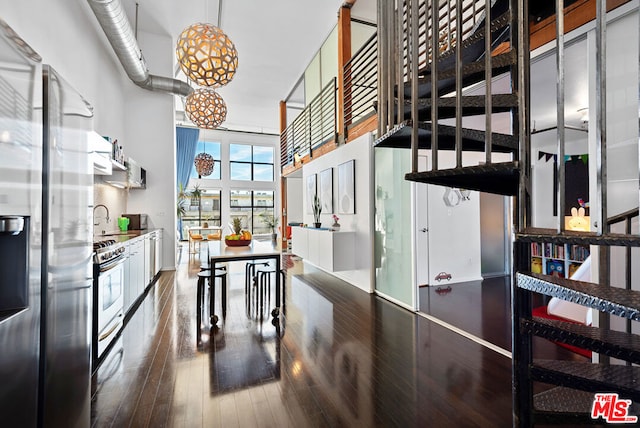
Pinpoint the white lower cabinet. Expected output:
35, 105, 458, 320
291, 227, 308, 260
123, 244, 134, 312
291, 227, 354, 272
125, 238, 145, 314
123, 230, 163, 316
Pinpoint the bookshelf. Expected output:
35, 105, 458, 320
530, 242, 589, 278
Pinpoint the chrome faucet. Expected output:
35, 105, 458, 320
93, 204, 110, 226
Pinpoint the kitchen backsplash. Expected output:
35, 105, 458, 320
94, 183, 128, 235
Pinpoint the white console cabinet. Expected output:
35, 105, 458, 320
291, 227, 355, 272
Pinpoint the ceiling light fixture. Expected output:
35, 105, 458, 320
194, 152, 215, 178
193, 153, 216, 178
175, 22, 238, 88
184, 88, 227, 129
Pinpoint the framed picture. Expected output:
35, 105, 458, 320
319, 168, 333, 213
338, 159, 355, 214
306, 174, 317, 214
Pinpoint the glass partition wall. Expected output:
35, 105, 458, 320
374, 147, 415, 308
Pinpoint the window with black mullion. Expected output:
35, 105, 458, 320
229, 189, 274, 234
230, 144, 274, 181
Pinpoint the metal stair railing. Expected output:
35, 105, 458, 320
280, 78, 337, 169
343, 32, 377, 137
512, 0, 640, 425
377, 0, 518, 182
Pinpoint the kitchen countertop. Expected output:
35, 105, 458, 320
94, 229, 161, 244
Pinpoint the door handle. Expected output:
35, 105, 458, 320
420, 228, 427, 233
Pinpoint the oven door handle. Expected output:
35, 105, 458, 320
98, 314, 123, 342
99, 255, 125, 273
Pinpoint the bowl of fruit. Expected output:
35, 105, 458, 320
224, 232, 252, 246
225, 218, 252, 246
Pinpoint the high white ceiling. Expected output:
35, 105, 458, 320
120, 0, 376, 134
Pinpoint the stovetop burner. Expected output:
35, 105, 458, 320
93, 239, 124, 265
93, 239, 116, 250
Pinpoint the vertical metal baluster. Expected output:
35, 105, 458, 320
513, 0, 531, 424
377, 0, 388, 137
631, 7, 640, 351
308, 104, 312, 157
484, 0, 492, 165
411, 0, 419, 172
397, 0, 405, 127
595, 0, 607, 236
388, 0, 396, 128
516, 0, 530, 231
473, 0, 477, 29
431, 0, 439, 171
556, 0, 565, 233
333, 77, 337, 142
626, 217, 632, 361
447, 0, 451, 54
595, 0, 610, 364
455, 0, 462, 167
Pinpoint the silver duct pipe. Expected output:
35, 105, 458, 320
87, 0, 192, 97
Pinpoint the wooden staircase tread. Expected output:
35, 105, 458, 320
522, 317, 640, 364
404, 161, 519, 196
373, 120, 517, 152
516, 227, 640, 247
531, 360, 640, 402
532, 387, 599, 425
516, 272, 640, 321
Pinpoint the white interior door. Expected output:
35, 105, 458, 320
414, 155, 430, 287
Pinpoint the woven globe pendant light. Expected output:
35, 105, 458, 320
184, 88, 227, 129
194, 152, 215, 178
176, 23, 238, 88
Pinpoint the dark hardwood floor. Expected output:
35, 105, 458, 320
91, 245, 585, 427
418, 275, 589, 361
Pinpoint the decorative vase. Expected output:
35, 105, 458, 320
331, 221, 340, 231
271, 233, 277, 242
313, 222, 321, 228
203, 222, 209, 228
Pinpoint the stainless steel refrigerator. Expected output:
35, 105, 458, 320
0, 19, 92, 427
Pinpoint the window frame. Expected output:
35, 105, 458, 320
229, 143, 274, 182
229, 189, 275, 234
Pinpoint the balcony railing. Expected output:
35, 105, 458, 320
343, 32, 377, 135
280, 78, 337, 169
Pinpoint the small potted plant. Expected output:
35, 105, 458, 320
331, 214, 340, 231
312, 194, 322, 228
259, 212, 279, 241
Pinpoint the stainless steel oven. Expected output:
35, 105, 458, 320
93, 240, 125, 366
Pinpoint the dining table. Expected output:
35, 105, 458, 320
208, 239, 282, 325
